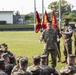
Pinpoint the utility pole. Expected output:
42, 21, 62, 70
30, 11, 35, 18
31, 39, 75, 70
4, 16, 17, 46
42, 0, 44, 20
59, 0, 62, 28
34, 0, 36, 31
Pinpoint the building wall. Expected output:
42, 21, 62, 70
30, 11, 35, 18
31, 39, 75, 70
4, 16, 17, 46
0, 12, 13, 24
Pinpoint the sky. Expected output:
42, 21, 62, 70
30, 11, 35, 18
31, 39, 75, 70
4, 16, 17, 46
0, 0, 76, 14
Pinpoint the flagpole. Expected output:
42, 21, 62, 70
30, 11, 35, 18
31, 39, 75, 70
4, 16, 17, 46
34, 0, 36, 31
42, 0, 44, 20
59, 0, 61, 28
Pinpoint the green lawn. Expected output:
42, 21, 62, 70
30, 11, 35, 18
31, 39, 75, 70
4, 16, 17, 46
0, 31, 75, 70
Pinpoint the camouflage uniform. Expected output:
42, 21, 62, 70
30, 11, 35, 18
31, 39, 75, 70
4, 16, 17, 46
0, 59, 7, 75
40, 28, 58, 68
0, 70, 8, 75
40, 54, 59, 75
29, 66, 46, 75
27, 55, 45, 75
13, 68, 31, 75
40, 55, 51, 75
1, 53, 14, 75
11, 65, 19, 75
61, 20, 72, 63
60, 65, 76, 75
27, 66, 46, 75
30, 66, 41, 75
40, 63, 59, 75
0, 43, 16, 64
13, 57, 29, 75
73, 27, 76, 55
4, 62, 14, 75
0, 50, 15, 64
60, 55, 76, 75
11, 56, 23, 75
27, 55, 40, 73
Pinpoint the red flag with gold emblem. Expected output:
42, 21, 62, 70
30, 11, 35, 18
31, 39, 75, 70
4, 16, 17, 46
35, 11, 41, 33
41, 10, 49, 29
51, 11, 58, 29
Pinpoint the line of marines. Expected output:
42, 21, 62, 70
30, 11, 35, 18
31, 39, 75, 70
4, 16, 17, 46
0, 53, 76, 75
0, 43, 75, 75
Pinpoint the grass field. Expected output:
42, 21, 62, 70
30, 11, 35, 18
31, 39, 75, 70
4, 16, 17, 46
0, 31, 75, 70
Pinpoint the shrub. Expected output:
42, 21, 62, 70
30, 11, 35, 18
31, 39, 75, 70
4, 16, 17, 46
0, 21, 6, 25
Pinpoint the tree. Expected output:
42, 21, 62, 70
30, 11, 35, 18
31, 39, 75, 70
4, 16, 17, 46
67, 13, 76, 21
14, 11, 21, 24
62, 12, 76, 21
48, 1, 58, 12
25, 12, 34, 22
25, 15, 31, 20
15, 11, 21, 18
62, 12, 69, 19
48, 0, 73, 15
24, 12, 42, 23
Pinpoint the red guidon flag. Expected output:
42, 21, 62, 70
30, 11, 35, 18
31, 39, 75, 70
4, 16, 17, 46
51, 11, 58, 29
41, 10, 49, 29
35, 11, 41, 33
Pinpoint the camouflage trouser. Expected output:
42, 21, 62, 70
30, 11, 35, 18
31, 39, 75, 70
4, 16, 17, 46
74, 38, 76, 55
63, 39, 72, 58
57, 41, 61, 60
43, 49, 57, 68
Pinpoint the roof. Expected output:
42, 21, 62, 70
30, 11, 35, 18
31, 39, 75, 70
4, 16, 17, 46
71, 10, 76, 13
0, 11, 14, 13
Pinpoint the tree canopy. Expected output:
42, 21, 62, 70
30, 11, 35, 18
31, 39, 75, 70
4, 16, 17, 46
48, 0, 73, 15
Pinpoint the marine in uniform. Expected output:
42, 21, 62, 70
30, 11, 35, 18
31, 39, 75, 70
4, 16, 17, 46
1, 53, 14, 75
11, 56, 23, 75
0, 59, 7, 75
40, 54, 51, 75
30, 66, 40, 75
27, 55, 40, 72
27, 55, 45, 75
0, 43, 16, 64
13, 57, 31, 75
40, 21, 58, 68
40, 54, 59, 75
60, 54, 76, 75
61, 19, 73, 63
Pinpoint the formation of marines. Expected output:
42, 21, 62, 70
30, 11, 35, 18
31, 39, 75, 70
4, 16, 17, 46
0, 18, 76, 75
